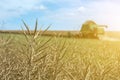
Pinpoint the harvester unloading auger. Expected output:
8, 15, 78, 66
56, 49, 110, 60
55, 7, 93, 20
80, 20, 107, 39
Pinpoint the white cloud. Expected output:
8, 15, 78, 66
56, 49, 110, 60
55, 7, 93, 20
40, 0, 120, 30
1, 0, 120, 30
39, 5, 47, 10
0, 0, 44, 19
77, 6, 85, 12
32, 5, 47, 10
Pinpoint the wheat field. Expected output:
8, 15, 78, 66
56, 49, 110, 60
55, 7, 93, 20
0, 21, 120, 80
1, 32, 120, 80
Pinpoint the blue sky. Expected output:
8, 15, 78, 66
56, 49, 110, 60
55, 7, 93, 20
0, 0, 120, 31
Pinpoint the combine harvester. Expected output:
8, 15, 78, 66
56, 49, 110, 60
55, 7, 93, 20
80, 20, 107, 39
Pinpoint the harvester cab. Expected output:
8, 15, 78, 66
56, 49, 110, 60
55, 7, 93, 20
97, 25, 107, 35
